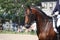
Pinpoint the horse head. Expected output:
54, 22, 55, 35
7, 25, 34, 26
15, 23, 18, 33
24, 6, 37, 28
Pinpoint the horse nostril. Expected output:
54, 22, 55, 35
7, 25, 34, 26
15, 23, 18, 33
25, 24, 28, 26
25, 24, 30, 29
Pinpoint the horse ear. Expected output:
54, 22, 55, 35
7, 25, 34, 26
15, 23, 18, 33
26, 5, 30, 9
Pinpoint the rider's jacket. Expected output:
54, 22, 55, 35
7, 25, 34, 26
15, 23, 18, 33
53, 0, 60, 14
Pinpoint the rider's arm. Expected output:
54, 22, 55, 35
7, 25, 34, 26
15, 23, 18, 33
52, 1, 58, 15
52, 4, 58, 15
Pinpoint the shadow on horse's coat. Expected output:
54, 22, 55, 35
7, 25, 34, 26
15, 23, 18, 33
25, 6, 58, 40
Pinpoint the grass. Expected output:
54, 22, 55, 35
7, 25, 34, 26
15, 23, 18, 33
0, 30, 36, 35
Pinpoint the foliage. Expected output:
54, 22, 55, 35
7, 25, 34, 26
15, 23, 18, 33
0, 0, 41, 22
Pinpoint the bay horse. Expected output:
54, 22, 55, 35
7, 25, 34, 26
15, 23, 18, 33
25, 6, 58, 40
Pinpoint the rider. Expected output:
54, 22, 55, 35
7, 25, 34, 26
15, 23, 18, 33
52, 0, 60, 34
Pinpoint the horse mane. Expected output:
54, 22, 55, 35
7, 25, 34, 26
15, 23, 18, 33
31, 6, 52, 19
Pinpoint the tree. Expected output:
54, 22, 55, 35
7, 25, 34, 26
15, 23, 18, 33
0, 0, 41, 24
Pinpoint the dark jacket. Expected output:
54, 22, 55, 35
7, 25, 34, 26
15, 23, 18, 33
53, 0, 60, 14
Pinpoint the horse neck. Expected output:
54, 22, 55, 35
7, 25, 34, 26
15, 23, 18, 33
32, 8, 53, 33
36, 14, 49, 31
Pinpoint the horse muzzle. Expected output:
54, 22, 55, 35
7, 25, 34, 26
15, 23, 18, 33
25, 24, 31, 29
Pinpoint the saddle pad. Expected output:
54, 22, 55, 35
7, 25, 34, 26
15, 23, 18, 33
57, 15, 60, 27
53, 18, 58, 33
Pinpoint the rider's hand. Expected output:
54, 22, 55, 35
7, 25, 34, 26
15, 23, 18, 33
51, 12, 55, 17
51, 13, 54, 15
51, 12, 54, 15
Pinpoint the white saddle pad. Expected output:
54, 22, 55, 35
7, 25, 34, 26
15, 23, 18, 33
53, 15, 60, 33
53, 18, 58, 33
57, 15, 60, 27
52, 11, 60, 33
